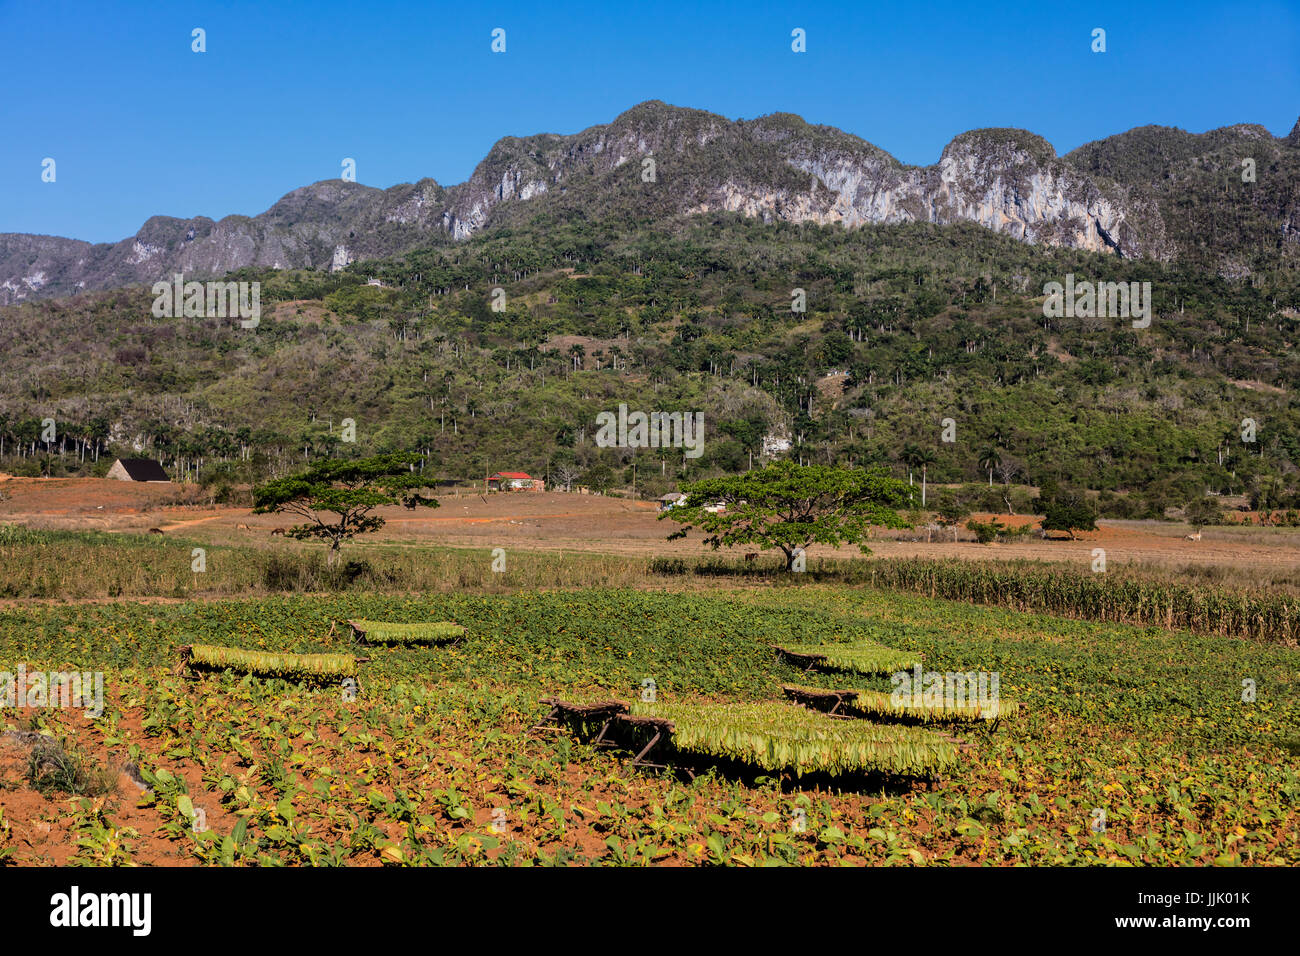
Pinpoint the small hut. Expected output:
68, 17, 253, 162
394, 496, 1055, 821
107, 458, 171, 482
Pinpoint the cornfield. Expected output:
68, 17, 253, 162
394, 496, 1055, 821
629, 701, 960, 776
778, 642, 921, 675
865, 559, 1300, 647
183, 644, 357, 679
348, 620, 466, 644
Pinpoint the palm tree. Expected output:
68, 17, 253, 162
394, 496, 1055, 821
900, 442, 922, 486
568, 343, 586, 372
978, 446, 1002, 487
916, 448, 937, 507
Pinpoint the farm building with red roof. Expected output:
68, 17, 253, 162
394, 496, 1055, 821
487, 472, 544, 492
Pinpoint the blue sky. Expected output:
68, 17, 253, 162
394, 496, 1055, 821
3, 0, 1297, 243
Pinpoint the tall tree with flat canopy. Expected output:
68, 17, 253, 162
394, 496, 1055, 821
1039, 490, 1096, 540
660, 460, 910, 570
253, 453, 437, 563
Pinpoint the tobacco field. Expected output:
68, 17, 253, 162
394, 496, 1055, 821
0, 586, 1296, 866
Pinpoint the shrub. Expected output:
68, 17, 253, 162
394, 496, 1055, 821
26, 738, 116, 798
648, 557, 688, 576
1185, 496, 1225, 529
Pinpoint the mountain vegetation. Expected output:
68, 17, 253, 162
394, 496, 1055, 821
2, 104, 1298, 517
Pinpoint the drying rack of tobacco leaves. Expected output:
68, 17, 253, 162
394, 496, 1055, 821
773, 642, 921, 676
529, 696, 963, 780
781, 684, 1021, 728
176, 644, 366, 692
530, 697, 628, 734
529, 698, 675, 772
774, 638, 1021, 737
779, 684, 860, 717
529, 634, 1020, 780
345, 619, 467, 645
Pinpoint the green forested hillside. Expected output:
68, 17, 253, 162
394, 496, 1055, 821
2, 214, 1298, 515
1065, 124, 1300, 278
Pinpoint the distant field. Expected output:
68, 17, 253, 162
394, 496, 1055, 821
5, 479, 1300, 594
1, 477, 1297, 867
1, 587, 1295, 865
0, 526, 1295, 642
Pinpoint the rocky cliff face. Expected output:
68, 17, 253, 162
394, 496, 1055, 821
0, 178, 453, 303
683, 121, 1167, 257
3, 101, 1293, 305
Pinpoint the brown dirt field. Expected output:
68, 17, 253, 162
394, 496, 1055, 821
3, 478, 1300, 574
269, 299, 336, 324
0, 476, 202, 527
0, 710, 232, 866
